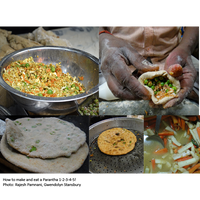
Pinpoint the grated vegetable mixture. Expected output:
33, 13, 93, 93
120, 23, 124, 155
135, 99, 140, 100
3, 57, 85, 97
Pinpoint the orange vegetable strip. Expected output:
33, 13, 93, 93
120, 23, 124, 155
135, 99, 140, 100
193, 169, 200, 173
188, 134, 193, 141
164, 138, 167, 147
169, 118, 175, 130
78, 86, 82, 91
181, 119, 185, 130
188, 163, 200, 173
175, 156, 193, 162
160, 136, 164, 140
197, 116, 200, 120
183, 164, 191, 169
187, 125, 190, 135
188, 116, 197, 122
154, 148, 168, 154
196, 127, 200, 140
151, 159, 156, 170
178, 117, 181, 128
174, 149, 178, 154
158, 132, 174, 136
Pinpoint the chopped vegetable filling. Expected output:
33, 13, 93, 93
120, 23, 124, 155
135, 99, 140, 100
3, 57, 85, 97
144, 76, 177, 100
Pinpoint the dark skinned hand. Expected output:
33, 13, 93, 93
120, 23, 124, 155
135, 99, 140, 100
100, 33, 159, 100
163, 45, 197, 108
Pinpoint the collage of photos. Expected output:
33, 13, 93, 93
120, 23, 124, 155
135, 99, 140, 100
0, 26, 199, 174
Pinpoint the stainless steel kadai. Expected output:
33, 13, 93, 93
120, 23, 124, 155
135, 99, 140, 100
0, 46, 99, 115
89, 117, 144, 173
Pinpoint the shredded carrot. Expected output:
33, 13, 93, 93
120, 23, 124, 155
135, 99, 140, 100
50, 94, 57, 97
188, 163, 200, 173
172, 142, 179, 147
197, 116, 200, 120
187, 125, 190, 135
178, 117, 181, 128
159, 136, 164, 140
193, 169, 200, 173
164, 138, 167, 147
151, 159, 156, 170
154, 148, 168, 154
183, 164, 192, 169
196, 127, 200, 140
188, 134, 193, 141
175, 156, 193, 162
158, 132, 174, 136
78, 86, 82, 91
57, 73, 60, 77
24, 80, 30, 84
78, 76, 84, 81
181, 119, 185, 130
188, 116, 197, 122
174, 149, 178, 154
169, 118, 175, 130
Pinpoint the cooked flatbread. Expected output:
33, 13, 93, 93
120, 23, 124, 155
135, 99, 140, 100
7, 34, 42, 50
1, 133, 88, 173
27, 27, 72, 47
97, 128, 137, 155
0, 29, 12, 37
138, 70, 180, 105
6, 118, 86, 159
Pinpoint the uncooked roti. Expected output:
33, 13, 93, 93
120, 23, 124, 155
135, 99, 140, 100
138, 70, 180, 105
97, 128, 137, 155
1, 133, 88, 173
6, 118, 86, 159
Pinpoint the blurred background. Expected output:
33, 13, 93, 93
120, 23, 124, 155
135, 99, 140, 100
0, 24, 98, 35
0, 24, 76, 34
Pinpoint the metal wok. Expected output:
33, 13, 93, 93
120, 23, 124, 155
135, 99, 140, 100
0, 46, 99, 115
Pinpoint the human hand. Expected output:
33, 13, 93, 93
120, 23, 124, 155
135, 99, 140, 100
163, 45, 197, 108
99, 33, 159, 100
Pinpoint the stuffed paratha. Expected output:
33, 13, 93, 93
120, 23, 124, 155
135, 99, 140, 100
138, 70, 180, 105
97, 128, 137, 155
1, 133, 88, 173
6, 117, 86, 159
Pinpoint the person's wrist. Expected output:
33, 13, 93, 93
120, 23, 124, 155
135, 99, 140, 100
178, 41, 193, 55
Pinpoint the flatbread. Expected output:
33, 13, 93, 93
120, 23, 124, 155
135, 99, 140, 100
6, 118, 86, 159
138, 70, 180, 104
27, 27, 72, 47
1, 133, 88, 173
7, 34, 42, 50
97, 128, 137, 155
